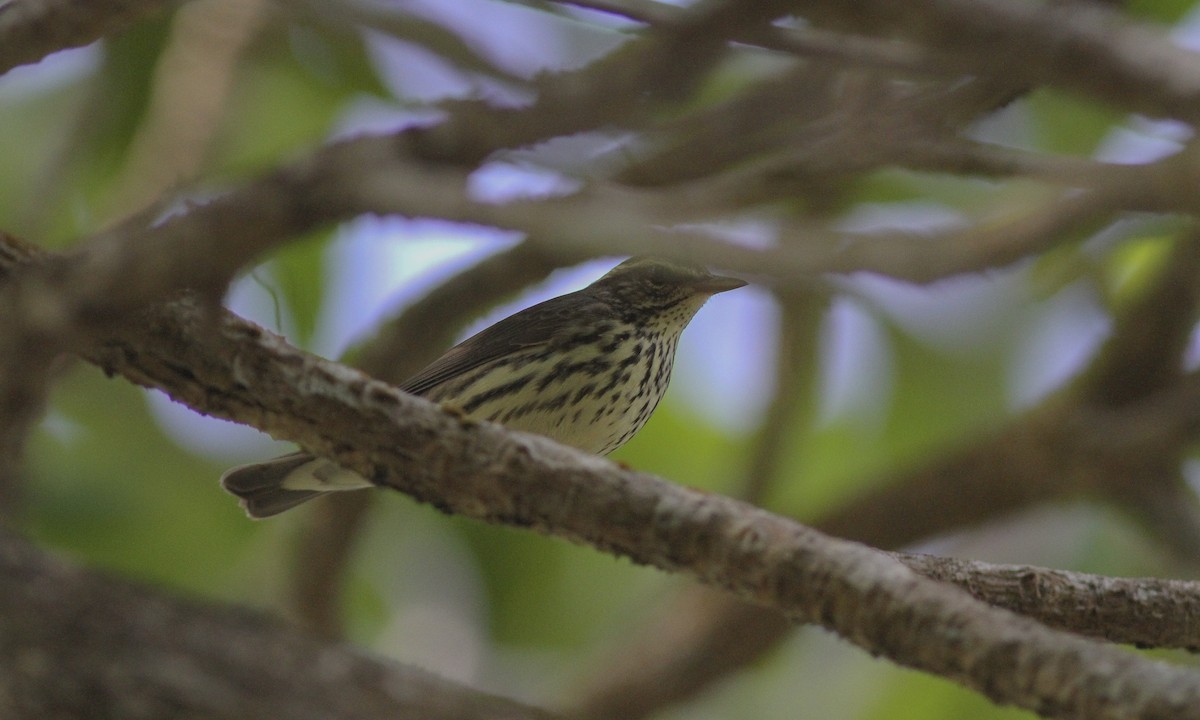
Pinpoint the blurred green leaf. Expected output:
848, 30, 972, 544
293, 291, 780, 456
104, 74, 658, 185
1127, 0, 1197, 23
614, 399, 741, 491
774, 316, 1012, 521
0, 85, 84, 237
268, 229, 332, 347
1028, 243, 1092, 300
0, 13, 175, 244
5, 4, 1191, 717
1102, 234, 1173, 307
92, 14, 175, 165
215, 24, 389, 179
286, 22, 392, 98
26, 365, 255, 597
864, 667, 1038, 720
1026, 89, 1123, 155
444, 396, 738, 647
217, 62, 343, 176
856, 169, 1000, 213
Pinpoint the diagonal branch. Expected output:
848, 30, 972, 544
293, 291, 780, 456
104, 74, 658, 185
896, 552, 1200, 651
75, 293, 1200, 720
0, 0, 175, 75
0, 106, 1139, 525
8, 224, 1200, 713
794, 0, 1200, 122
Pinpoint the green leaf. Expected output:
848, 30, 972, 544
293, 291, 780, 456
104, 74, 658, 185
286, 22, 392, 99
215, 25, 389, 178
27, 365, 256, 597
1026, 89, 1123, 155
1127, 0, 1197, 23
91, 14, 175, 163
1102, 234, 1174, 307
864, 667, 1040, 720
269, 229, 332, 348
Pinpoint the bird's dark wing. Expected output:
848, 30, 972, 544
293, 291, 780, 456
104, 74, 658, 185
399, 289, 605, 397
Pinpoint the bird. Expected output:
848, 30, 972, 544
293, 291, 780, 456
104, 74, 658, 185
221, 256, 746, 518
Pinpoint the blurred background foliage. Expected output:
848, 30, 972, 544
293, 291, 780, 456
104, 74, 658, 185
6, 0, 1200, 718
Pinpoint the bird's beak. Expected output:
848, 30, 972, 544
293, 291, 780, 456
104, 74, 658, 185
693, 274, 747, 295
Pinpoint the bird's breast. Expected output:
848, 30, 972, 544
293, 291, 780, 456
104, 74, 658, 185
431, 323, 681, 455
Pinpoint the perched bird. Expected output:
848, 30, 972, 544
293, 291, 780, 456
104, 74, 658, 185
222, 256, 746, 518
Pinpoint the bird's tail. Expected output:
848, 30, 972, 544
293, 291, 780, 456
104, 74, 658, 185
220, 452, 372, 519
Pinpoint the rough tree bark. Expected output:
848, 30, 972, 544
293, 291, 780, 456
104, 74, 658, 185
6, 0, 1200, 719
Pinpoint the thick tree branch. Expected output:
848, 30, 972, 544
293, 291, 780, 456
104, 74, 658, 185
573, 550, 1200, 719
0, 528, 561, 720
556, 0, 951, 76
70, 294, 1200, 720
0, 0, 764, 414
896, 552, 1200, 651
603, 228, 1200, 719
0, 0, 174, 75
0, 128, 1163, 394
570, 383, 1200, 718
9, 224, 1200, 712
9, 1, 1200, 718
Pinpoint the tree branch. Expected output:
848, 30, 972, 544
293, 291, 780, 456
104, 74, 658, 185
0, 0, 174, 75
0, 527, 561, 720
8, 1, 1200, 718
72, 293, 1200, 720
9, 221, 1200, 712
0, 0, 772, 388
896, 552, 1200, 651
556, 0, 951, 76
591, 227, 1200, 719
0, 60, 1160, 536
794, 0, 1200, 122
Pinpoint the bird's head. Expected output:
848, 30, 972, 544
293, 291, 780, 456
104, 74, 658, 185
589, 256, 746, 324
